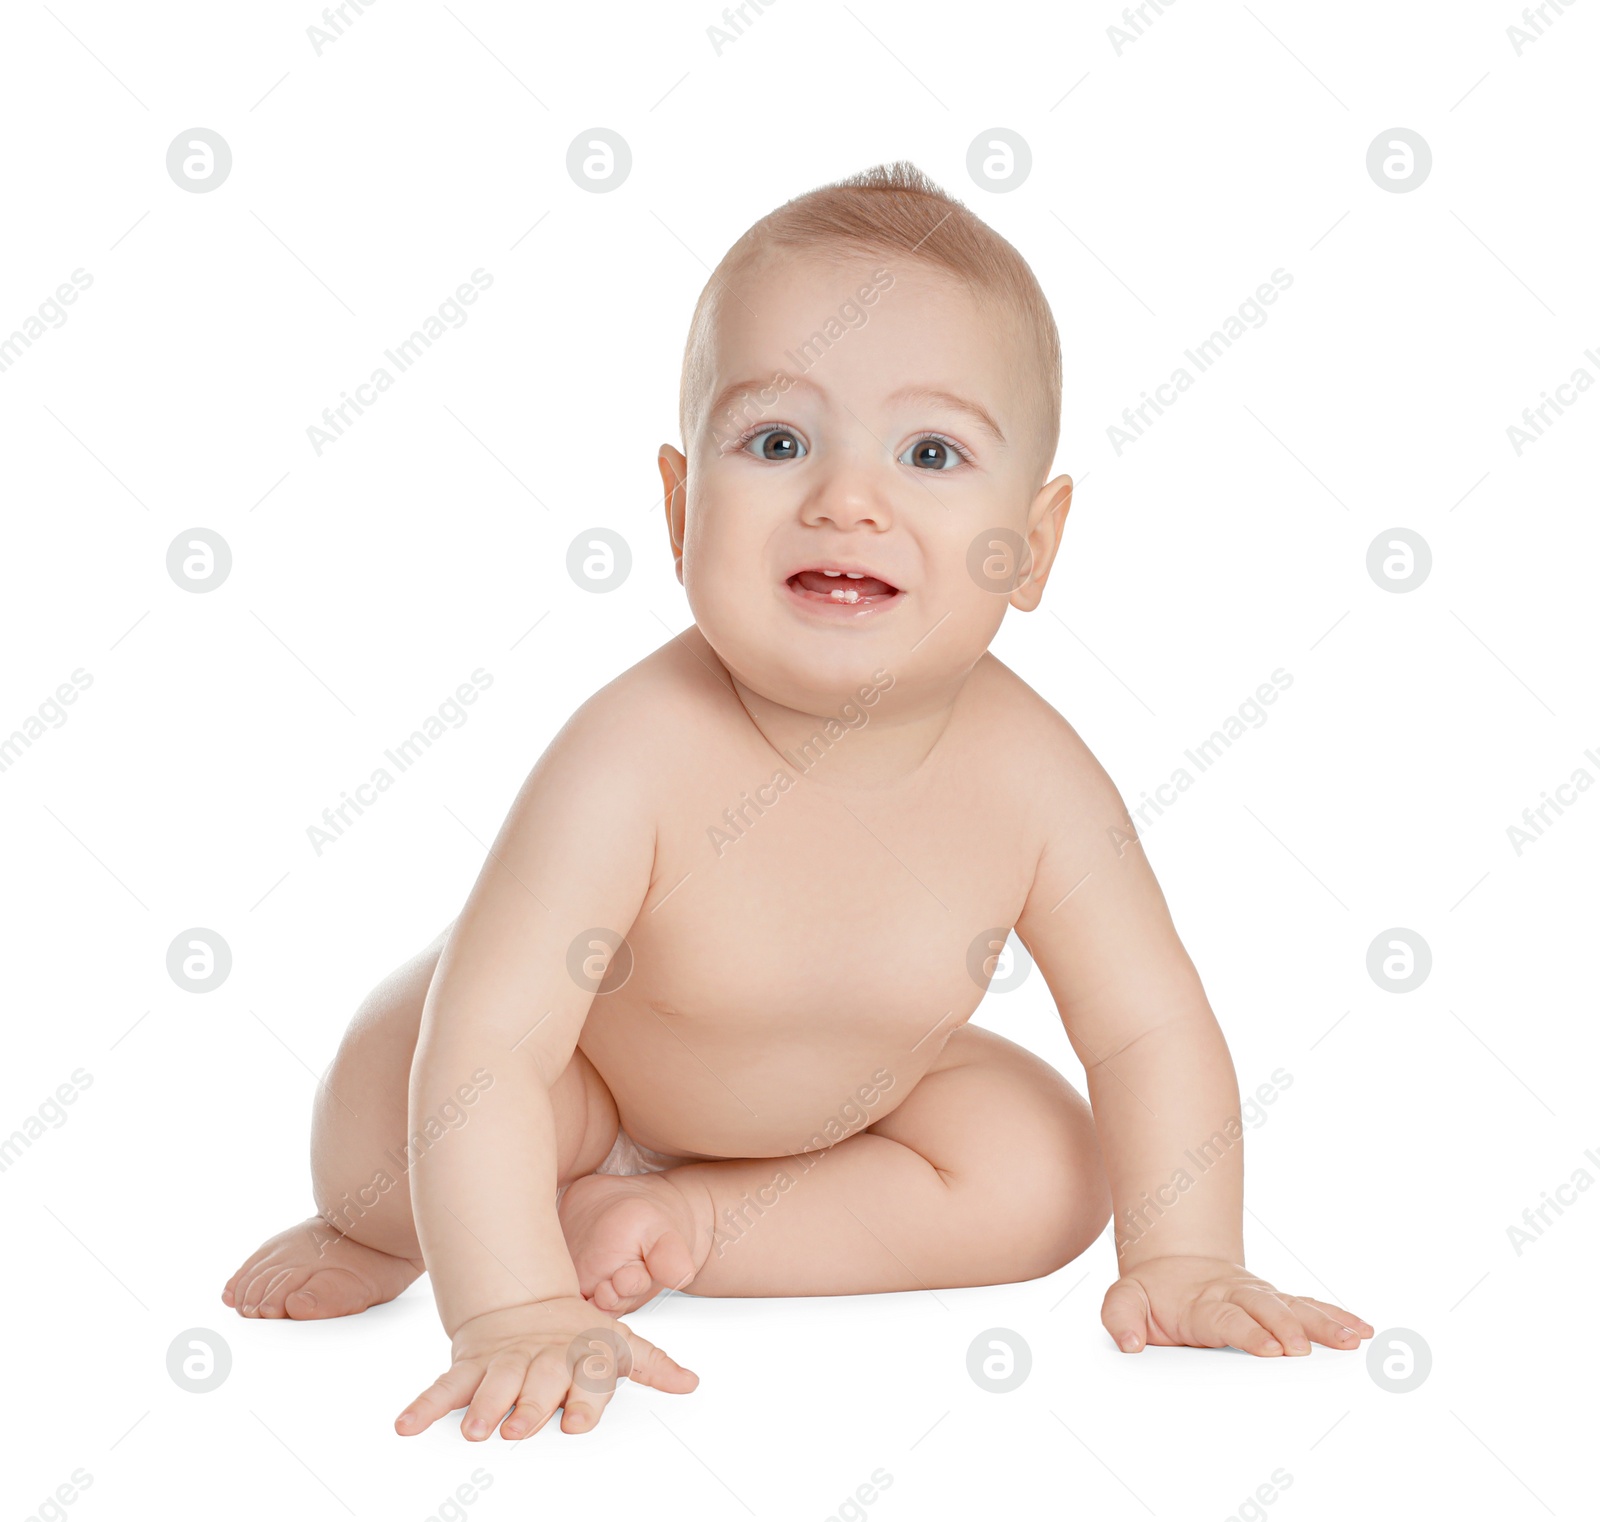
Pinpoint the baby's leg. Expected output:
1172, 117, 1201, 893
562, 1025, 1110, 1308
223, 923, 618, 1319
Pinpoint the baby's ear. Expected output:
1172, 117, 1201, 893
1009, 473, 1073, 613
658, 445, 688, 585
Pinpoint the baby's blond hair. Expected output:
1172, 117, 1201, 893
678, 161, 1062, 481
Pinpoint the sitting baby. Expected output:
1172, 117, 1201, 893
224, 160, 1372, 1441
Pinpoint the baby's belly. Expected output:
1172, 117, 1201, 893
582, 825, 1017, 1157
577, 991, 969, 1160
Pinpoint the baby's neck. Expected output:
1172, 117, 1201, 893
728, 671, 969, 791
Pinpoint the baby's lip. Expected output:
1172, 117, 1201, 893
782, 563, 902, 613
782, 562, 901, 596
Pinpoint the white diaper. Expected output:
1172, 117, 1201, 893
596, 1127, 685, 1177
557, 1126, 685, 1204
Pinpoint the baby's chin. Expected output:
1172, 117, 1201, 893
706, 635, 882, 712
694, 616, 982, 725
686, 562, 1007, 711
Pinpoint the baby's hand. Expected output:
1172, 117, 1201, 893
1101, 1256, 1374, 1357
395, 1298, 698, 1439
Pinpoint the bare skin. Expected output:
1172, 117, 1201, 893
225, 248, 1372, 1441
224, 914, 1107, 1315
222, 926, 622, 1322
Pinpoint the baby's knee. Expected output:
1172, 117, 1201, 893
1025, 1170, 1112, 1278
1001, 1122, 1111, 1278
960, 1069, 1110, 1278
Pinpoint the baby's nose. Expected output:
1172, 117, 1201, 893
800, 462, 893, 531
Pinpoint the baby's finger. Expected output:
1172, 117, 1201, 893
560, 1365, 617, 1435
461, 1353, 528, 1441
501, 1352, 571, 1441
1296, 1298, 1373, 1338
1100, 1279, 1152, 1353
553, 1332, 625, 1433
560, 1391, 611, 1433
396, 1361, 481, 1436
1190, 1299, 1282, 1357
616, 1325, 699, 1393
1235, 1288, 1309, 1355
1288, 1297, 1367, 1349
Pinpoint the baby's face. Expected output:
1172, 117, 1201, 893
662, 251, 1069, 718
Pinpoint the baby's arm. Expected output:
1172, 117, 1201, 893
396, 698, 696, 1438
1013, 720, 1373, 1357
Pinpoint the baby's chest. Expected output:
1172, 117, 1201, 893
635, 775, 1036, 1028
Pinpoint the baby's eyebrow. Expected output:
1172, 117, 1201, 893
888, 385, 1007, 446
704, 374, 1007, 448
706, 373, 823, 432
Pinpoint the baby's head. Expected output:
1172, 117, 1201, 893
660, 162, 1072, 718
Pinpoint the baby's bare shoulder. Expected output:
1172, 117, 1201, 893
962, 655, 1127, 823
459, 639, 732, 964
536, 627, 740, 795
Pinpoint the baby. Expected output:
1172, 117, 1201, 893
224, 161, 1372, 1440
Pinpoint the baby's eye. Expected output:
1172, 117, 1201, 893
899, 436, 965, 471
742, 427, 806, 462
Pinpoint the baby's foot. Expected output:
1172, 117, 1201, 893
222, 1216, 422, 1319
557, 1171, 714, 1314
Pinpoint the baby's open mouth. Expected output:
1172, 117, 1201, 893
785, 566, 901, 610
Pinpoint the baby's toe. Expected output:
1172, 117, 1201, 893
612, 1260, 653, 1299
237, 1269, 274, 1316
286, 1268, 375, 1319
642, 1232, 696, 1293
239, 1265, 292, 1317
223, 1255, 264, 1308
254, 1268, 303, 1318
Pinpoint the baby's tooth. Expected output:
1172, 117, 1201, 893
845, 572, 863, 579
830, 587, 859, 602
823, 569, 841, 577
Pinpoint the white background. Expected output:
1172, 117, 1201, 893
2, 1, 1596, 1518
